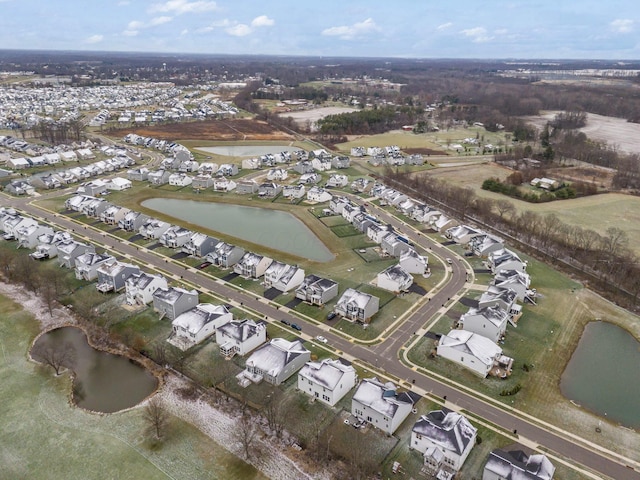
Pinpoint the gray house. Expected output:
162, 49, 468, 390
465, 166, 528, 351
147, 169, 172, 185
160, 226, 194, 248
206, 242, 245, 268
100, 205, 130, 226
241, 338, 310, 386
381, 232, 413, 258
96, 260, 141, 293
75, 252, 116, 281
258, 182, 282, 198
295, 274, 339, 306
182, 233, 218, 258
236, 180, 259, 195
483, 449, 555, 480
83, 198, 112, 219
331, 156, 351, 169
334, 288, 380, 323
57, 240, 95, 268
139, 219, 172, 240
16, 223, 54, 249
233, 252, 273, 279
152, 286, 199, 321
352, 377, 414, 434
118, 211, 150, 232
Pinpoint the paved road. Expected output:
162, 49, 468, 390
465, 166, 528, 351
6, 194, 640, 480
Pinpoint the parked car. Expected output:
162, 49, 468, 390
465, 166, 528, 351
315, 335, 328, 344
326, 311, 337, 321
291, 323, 302, 331
197, 261, 212, 269
280, 319, 290, 326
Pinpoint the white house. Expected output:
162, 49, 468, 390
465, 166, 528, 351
400, 248, 429, 275
377, 264, 414, 293
306, 186, 332, 203
217, 319, 267, 357
282, 184, 306, 199
105, 177, 132, 191
264, 261, 305, 292
334, 288, 380, 323
171, 304, 232, 348
234, 252, 273, 279
488, 248, 527, 274
437, 330, 513, 378
326, 174, 349, 188
483, 449, 555, 480
492, 270, 532, 302
267, 168, 288, 181
351, 377, 414, 434
139, 219, 172, 240
125, 272, 168, 306
458, 305, 511, 343
411, 408, 477, 473
446, 225, 485, 244
212, 176, 237, 192
95, 260, 141, 293
74, 252, 116, 281
297, 359, 357, 407
295, 275, 339, 306
168, 172, 193, 187
153, 286, 199, 320
241, 338, 311, 386
160, 226, 194, 249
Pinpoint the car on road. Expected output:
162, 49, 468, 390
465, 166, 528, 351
446, 257, 453, 264
280, 319, 290, 326
326, 311, 337, 321
291, 323, 302, 331
315, 335, 328, 343
197, 261, 212, 269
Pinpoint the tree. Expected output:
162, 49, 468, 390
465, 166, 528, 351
263, 388, 286, 438
143, 397, 169, 441
234, 410, 259, 460
32, 340, 76, 376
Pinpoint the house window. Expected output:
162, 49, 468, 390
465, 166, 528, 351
322, 395, 330, 402
461, 357, 464, 362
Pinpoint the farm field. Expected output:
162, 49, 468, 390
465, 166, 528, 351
278, 106, 358, 126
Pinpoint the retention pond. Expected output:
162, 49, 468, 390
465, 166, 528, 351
32, 327, 158, 413
560, 321, 640, 428
142, 198, 334, 262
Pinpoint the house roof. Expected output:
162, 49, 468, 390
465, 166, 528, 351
217, 319, 266, 343
378, 264, 413, 285
336, 288, 376, 310
298, 358, 355, 390
460, 305, 510, 328
127, 272, 164, 289
439, 330, 502, 367
172, 304, 230, 334
352, 377, 413, 420
153, 286, 198, 303
484, 449, 555, 480
412, 408, 477, 455
245, 338, 310, 377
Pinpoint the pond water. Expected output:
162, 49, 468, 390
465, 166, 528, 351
141, 198, 334, 262
32, 327, 158, 413
196, 145, 298, 157
560, 321, 640, 428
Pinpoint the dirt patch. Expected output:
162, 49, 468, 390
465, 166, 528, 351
110, 118, 294, 142
546, 165, 615, 189
402, 147, 448, 156
279, 106, 358, 125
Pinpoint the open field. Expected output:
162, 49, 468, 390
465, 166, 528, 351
523, 111, 640, 154
336, 130, 447, 155
0, 293, 266, 480
109, 118, 294, 142
278, 106, 358, 126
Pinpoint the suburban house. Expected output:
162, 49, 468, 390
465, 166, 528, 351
65, 194, 96, 212
311, 156, 332, 172
206, 242, 245, 268
298, 172, 321, 185
152, 286, 199, 321
350, 178, 370, 193
258, 182, 282, 198
293, 161, 314, 175
147, 169, 172, 185
57, 240, 95, 268
381, 232, 414, 258
241, 338, 311, 386
216, 164, 238, 176
282, 184, 306, 199
297, 358, 358, 407
118, 211, 149, 232
236, 179, 260, 195
124, 272, 168, 306
74, 252, 116, 281
306, 186, 332, 203
437, 329, 514, 378
168, 172, 193, 187
160, 226, 194, 248
446, 225, 485, 244
334, 288, 380, 323
488, 249, 527, 274
331, 156, 351, 169
469, 234, 505, 257
492, 270, 533, 302
263, 261, 306, 292
367, 222, 393, 244
95, 260, 141, 293
105, 177, 132, 191
170, 304, 232, 348
234, 252, 273, 279
326, 174, 349, 188
351, 377, 414, 434
217, 319, 267, 357
411, 408, 477, 474
241, 158, 261, 170
16, 223, 53, 249
139, 219, 172, 240
431, 214, 458, 233
411, 205, 441, 224
329, 196, 351, 214
267, 168, 288, 181
400, 248, 429, 275
478, 286, 520, 317
295, 274, 339, 306
192, 173, 215, 190
181, 233, 218, 258
2, 214, 38, 240
77, 179, 107, 196
342, 202, 363, 223
458, 305, 511, 343
377, 264, 414, 293
212, 176, 237, 192
82, 198, 111, 218
100, 205, 130, 225
483, 449, 555, 480
127, 167, 150, 182
30, 231, 73, 260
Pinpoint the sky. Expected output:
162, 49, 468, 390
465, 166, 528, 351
0, 0, 638, 59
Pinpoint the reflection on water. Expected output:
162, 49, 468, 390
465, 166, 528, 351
32, 327, 158, 413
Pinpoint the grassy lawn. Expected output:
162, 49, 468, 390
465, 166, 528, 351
0, 294, 266, 480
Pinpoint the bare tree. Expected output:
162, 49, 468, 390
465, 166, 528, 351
234, 410, 259, 460
32, 340, 76, 375
143, 397, 169, 441
40, 280, 58, 316
263, 388, 286, 438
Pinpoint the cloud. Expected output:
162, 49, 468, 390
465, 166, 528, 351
226, 24, 252, 37
461, 26, 493, 43
437, 22, 453, 31
251, 15, 274, 28
321, 18, 380, 40
117, 1, 130, 5
149, 16, 172, 26
122, 16, 172, 36
85, 34, 104, 44
122, 29, 139, 37
149, 0, 217, 15
610, 19, 634, 34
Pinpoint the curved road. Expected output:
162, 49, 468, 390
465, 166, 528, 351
6, 193, 640, 480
